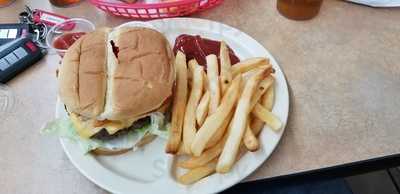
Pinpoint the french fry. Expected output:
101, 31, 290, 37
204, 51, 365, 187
222, 74, 273, 152
249, 76, 274, 110
215, 42, 234, 147
263, 79, 275, 111
205, 110, 233, 149
183, 60, 204, 154
173, 50, 279, 184
232, 57, 270, 77
219, 41, 232, 94
250, 79, 275, 136
206, 54, 221, 114
203, 69, 209, 89
216, 67, 270, 173
243, 76, 274, 148
177, 144, 187, 155
196, 90, 210, 126
191, 76, 242, 156
250, 116, 265, 137
187, 59, 194, 89
166, 51, 188, 154
252, 104, 282, 131
243, 124, 259, 151
177, 160, 217, 185
242, 73, 274, 151
178, 134, 227, 169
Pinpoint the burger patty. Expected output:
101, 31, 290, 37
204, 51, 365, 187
91, 117, 151, 141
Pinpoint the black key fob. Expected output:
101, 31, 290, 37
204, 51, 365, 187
0, 37, 46, 83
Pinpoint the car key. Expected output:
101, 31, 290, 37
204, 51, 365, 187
0, 37, 46, 83
0, 23, 30, 45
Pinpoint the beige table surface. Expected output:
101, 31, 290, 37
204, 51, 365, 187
1, 0, 400, 193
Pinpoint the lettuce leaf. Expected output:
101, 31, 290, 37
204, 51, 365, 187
147, 112, 169, 139
41, 112, 169, 154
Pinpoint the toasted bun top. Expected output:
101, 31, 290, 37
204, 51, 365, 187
58, 28, 109, 118
108, 27, 175, 120
59, 27, 174, 120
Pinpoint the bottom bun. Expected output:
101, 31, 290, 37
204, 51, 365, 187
91, 133, 158, 156
92, 147, 132, 155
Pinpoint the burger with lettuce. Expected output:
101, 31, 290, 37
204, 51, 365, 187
42, 27, 174, 155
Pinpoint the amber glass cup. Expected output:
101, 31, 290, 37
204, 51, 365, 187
49, 0, 81, 7
0, 0, 15, 7
277, 0, 323, 20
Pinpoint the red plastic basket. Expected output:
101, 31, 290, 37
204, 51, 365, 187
89, 0, 224, 19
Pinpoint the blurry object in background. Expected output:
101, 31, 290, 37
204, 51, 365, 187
46, 18, 95, 57
19, 6, 71, 27
0, 0, 15, 7
120, 0, 180, 3
89, 0, 223, 19
119, 0, 137, 3
32, 9, 70, 27
277, 0, 323, 20
49, 0, 81, 7
346, 0, 400, 7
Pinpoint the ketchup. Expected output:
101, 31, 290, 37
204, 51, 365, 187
173, 34, 240, 67
53, 32, 86, 50
110, 40, 119, 58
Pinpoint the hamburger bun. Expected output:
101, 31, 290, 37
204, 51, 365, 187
91, 134, 157, 155
92, 147, 131, 155
59, 27, 174, 121
58, 28, 110, 118
101, 27, 175, 120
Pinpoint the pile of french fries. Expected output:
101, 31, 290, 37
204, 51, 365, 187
165, 41, 282, 185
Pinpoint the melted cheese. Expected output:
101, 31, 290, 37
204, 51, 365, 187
102, 120, 131, 135
70, 114, 102, 139
70, 113, 136, 139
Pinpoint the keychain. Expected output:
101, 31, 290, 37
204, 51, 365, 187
0, 5, 72, 83
17, 5, 70, 48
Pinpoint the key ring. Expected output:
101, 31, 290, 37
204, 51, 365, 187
18, 5, 34, 24
18, 5, 49, 48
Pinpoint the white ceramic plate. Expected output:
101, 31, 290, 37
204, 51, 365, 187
56, 18, 289, 194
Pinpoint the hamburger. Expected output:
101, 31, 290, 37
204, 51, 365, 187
42, 27, 175, 155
